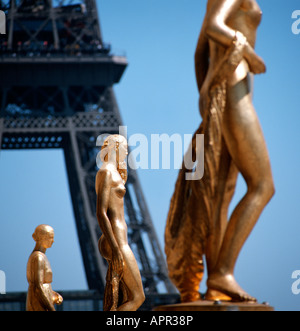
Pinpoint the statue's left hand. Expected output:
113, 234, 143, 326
244, 42, 266, 74
53, 292, 63, 305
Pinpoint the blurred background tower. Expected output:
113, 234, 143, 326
0, 0, 176, 309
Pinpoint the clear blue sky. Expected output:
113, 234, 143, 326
0, 0, 300, 311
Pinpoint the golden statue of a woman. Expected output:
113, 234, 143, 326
165, 0, 275, 303
26, 225, 63, 311
96, 135, 145, 311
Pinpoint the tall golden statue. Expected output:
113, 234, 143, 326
96, 135, 145, 311
165, 0, 275, 303
26, 225, 63, 311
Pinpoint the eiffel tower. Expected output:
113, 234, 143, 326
0, 0, 175, 307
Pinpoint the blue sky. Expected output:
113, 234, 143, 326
0, 0, 300, 311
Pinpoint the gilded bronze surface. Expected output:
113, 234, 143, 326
96, 135, 145, 311
26, 225, 63, 311
165, 0, 275, 303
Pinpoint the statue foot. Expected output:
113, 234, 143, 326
207, 273, 257, 302
205, 289, 232, 302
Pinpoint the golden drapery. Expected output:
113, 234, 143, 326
165, 32, 247, 302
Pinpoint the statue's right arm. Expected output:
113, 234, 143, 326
205, 0, 244, 47
205, 0, 265, 74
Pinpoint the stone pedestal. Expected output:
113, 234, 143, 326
154, 300, 274, 312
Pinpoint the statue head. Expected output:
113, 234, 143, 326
99, 135, 128, 184
100, 134, 128, 164
32, 224, 54, 249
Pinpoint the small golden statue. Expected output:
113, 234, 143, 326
165, 0, 275, 303
26, 225, 63, 311
96, 135, 145, 311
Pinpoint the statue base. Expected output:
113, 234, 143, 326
153, 300, 274, 312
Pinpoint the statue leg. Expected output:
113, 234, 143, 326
205, 140, 239, 301
207, 78, 275, 301
116, 245, 145, 311
205, 139, 239, 275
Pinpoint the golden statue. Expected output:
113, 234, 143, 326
96, 135, 145, 311
165, 0, 275, 303
26, 225, 63, 311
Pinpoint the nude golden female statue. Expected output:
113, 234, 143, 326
165, 0, 275, 303
96, 135, 145, 311
26, 225, 63, 311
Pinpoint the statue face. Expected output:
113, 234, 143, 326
43, 232, 55, 249
100, 135, 128, 165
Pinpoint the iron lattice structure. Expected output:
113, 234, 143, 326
0, 0, 175, 296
